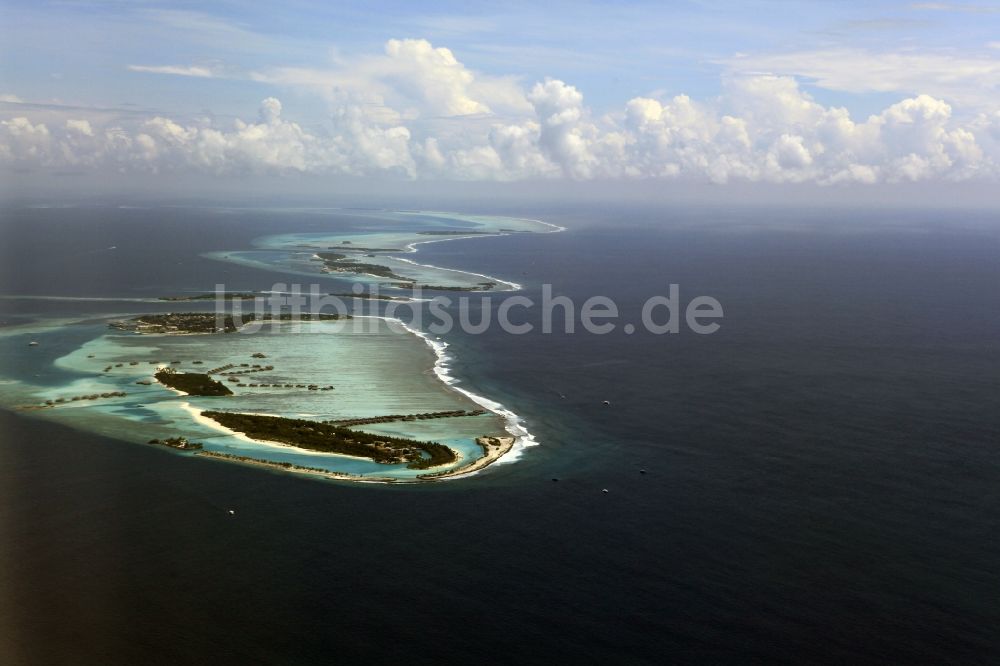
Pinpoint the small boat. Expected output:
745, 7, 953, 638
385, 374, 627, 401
228, 509, 236, 515
28, 341, 39, 346
602, 400, 610, 406
602, 488, 609, 493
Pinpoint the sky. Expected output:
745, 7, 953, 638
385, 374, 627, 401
1, 0, 999, 195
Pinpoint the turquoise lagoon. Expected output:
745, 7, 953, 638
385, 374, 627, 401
0, 316, 516, 481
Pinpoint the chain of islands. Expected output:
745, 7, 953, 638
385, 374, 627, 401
0, 210, 562, 483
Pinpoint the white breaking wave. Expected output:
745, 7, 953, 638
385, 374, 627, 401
379, 317, 540, 474
389, 213, 567, 292
390, 255, 522, 291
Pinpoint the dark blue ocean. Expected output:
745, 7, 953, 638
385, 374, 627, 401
2, 204, 1000, 663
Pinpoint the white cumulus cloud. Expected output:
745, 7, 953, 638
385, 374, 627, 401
3, 39, 999, 185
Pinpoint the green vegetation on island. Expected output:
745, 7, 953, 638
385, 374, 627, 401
148, 436, 203, 451
391, 281, 497, 291
158, 292, 259, 301
155, 368, 233, 396
325, 409, 487, 427
313, 252, 412, 281
201, 411, 457, 469
110, 311, 350, 334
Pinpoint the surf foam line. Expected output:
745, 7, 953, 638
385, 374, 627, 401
398, 210, 568, 234
388, 213, 567, 292
515, 217, 567, 233
357, 315, 538, 476
390, 254, 522, 291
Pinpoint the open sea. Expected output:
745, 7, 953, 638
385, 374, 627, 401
1, 203, 999, 663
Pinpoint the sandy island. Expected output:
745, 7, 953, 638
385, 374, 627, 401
177, 401, 516, 483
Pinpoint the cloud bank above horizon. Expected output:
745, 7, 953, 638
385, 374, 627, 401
3, 13, 999, 186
